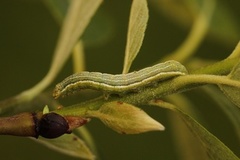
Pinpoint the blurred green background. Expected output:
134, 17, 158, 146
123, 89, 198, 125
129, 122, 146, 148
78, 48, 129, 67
0, 0, 239, 159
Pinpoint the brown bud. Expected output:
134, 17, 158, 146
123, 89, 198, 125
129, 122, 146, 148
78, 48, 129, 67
0, 112, 90, 139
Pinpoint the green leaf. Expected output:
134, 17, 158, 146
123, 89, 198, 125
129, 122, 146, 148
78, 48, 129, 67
169, 114, 209, 160
203, 86, 240, 141
89, 101, 164, 134
166, 94, 209, 160
178, 109, 239, 160
44, 0, 114, 48
219, 58, 240, 108
219, 42, 240, 108
33, 134, 95, 160
122, 0, 149, 73
0, 0, 102, 114
74, 127, 100, 158
150, 100, 239, 160
49, 0, 102, 78
42, 105, 50, 114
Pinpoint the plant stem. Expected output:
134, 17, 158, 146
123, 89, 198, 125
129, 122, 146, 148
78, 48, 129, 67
55, 57, 239, 117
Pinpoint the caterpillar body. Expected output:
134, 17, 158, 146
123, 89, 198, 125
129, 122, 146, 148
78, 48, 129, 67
53, 60, 187, 99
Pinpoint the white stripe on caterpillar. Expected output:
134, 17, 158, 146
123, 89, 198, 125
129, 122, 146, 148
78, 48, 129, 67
53, 60, 187, 99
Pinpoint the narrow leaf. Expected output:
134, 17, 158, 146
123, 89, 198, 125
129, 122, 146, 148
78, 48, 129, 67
28, 0, 102, 97
150, 100, 239, 160
122, 0, 149, 73
89, 101, 164, 134
178, 109, 239, 160
75, 127, 100, 158
169, 114, 209, 160
33, 134, 95, 160
44, 0, 113, 48
0, 0, 102, 114
166, 95, 209, 159
203, 86, 240, 141
49, 0, 102, 80
219, 61, 240, 108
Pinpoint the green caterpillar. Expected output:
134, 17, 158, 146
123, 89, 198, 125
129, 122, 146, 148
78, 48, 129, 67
53, 60, 187, 99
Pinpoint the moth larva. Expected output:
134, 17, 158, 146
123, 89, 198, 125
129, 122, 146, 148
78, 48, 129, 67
53, 60, 187, 99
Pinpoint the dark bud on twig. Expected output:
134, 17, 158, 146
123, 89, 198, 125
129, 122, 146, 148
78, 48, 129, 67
37, 113, 69, 139
0, 112, 89, 139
